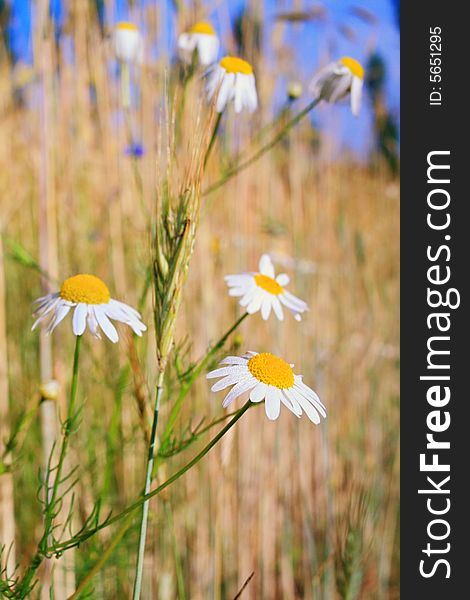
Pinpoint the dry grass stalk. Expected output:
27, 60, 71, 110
0, 235, 16, 580
34, 8, 75, 596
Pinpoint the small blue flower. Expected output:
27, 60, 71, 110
124, 143, 144, 158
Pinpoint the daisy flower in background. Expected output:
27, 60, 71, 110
32, 274, 146, 343
178, 21, 219, 66
309, 56, 364, 117
207, 351, 326, 423
113, 22, 144, 64
206, 56, 258, 113
225, 254, 308, 321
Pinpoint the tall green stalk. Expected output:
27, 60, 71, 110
204, 112, 223, 168
132, 375, 164, 600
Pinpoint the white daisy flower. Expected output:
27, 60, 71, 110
206, 56, 258, 113
225, 254, 308, 322
207, 351, 326, 423
309, 56, 364, 117
113, 22, 144, 64
32, 274, 146, 343
178, 21, 219, 66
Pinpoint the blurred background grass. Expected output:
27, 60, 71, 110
0, 1, 399, 598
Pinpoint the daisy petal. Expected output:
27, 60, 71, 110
239, 289, 256, 307
228, 287, 247, 297
294, 393, 320, 424
271, 296, 284, 321
295, 377, 326, 412
282, 389, 302, 417
250, 382, 268, 403
72, 304, 87, 336
219, 356, 249, 366
33, 295, 61, 319
211, 372, 247, 392
259, 254, 275, 278
47, 303, 71, 334
246, 290, 264, 314
32, 292, 58, 308
329, 72, 352, 103
206, 365, 247, 379
94, 305, 119, 343
281, 290, 308, 311
309, 62, 337, 98
225, 274, 253, 285
222, 376, 257, 408
88, 307, 101, 339
350, 76, 363, 117
276, 273, 289, 286
294, 386, 327, 418
261, 297, 272, 320
265, 387, 281, 420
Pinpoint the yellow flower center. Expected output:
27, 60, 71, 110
220, 56, 253, 75
247, 353, 295, 389
60, 274, 110, 305
340, 57, 364, 80
190, 21, 216, 36
254, 274, 283, 295
117, 22, 139, 31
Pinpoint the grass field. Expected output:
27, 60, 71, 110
0, 4, 399, 599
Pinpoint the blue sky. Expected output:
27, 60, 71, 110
5, 0, 399, 156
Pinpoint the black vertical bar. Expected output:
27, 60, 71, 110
401, 1, 467, 597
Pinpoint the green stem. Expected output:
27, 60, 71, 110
204, 112, 223, 169
49, 401, 253, 555
132, 375, 164, 599
203, 98, 320, 196
42, 333, 81, 546
17, 335, 82, 597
